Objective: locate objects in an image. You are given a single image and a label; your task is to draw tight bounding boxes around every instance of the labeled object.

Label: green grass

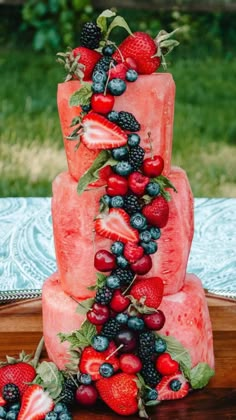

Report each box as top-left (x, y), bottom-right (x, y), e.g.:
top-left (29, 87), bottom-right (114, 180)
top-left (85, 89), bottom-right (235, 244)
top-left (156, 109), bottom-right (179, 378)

top-left (1, 48), bottom-right (236, 197)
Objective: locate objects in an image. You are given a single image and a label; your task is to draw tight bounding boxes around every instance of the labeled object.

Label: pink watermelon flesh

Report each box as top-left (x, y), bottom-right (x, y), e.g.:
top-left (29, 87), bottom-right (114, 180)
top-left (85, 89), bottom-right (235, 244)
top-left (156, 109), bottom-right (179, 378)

top-left (42, 272), bottom-right (214, 371)
top-left (57, 74), bottom-right (175, 181)
top-left (52, 171), bottom-right (112, 299)
top-left (144, 166), bottom-right (194, 294)
top-left (159, 273), bottom-right (215, 369)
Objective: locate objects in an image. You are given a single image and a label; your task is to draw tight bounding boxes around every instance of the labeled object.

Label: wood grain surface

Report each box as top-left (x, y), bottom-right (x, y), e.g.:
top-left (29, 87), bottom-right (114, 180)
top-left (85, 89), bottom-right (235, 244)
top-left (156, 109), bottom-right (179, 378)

top-left (1, 296), bottom-right (236, 419)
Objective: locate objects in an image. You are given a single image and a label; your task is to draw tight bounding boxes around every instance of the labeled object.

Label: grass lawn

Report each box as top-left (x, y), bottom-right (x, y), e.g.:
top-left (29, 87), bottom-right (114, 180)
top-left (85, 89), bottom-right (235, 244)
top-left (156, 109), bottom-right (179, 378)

top-left (1, 48), bottom-right (235, 197)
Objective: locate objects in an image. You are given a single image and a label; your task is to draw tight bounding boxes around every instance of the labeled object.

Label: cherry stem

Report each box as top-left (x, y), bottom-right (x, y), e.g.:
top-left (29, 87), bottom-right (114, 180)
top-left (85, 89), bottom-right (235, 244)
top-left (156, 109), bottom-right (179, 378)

top-left (122, 275), bottom-right (137, 295)
top-left (147, 131), bottom-right (153, 159)
top-left (104, 61), bottom-right (114, 96)
top-left (69, 295), bottom-right (93, 311)
top-left (105, 344), bottom-right (124, 360)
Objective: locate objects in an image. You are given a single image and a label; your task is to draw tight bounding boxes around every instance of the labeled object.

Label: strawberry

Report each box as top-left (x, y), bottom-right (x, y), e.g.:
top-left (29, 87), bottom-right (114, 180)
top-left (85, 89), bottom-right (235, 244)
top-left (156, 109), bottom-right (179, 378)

top-left (0, 361), bottom-right (36, 396)
top-left (128, 172), bottom-right (149, 196)
top-left (108, 63), bottom-right (128, 80)
top-left (142, 196), bottom-right (169, 228)
top-left (156, 373), bottom-right (190, 401)
top-left (156, 353), bottom-right (179, 376)
top-left (95, 208), bottom-right (139, 243)
top-left (18, 385), bottom-right (54, 420)
top-left (79, 343), bottom-right (119, 381)
top-left (81, 112), bottom-right (127, 150)
top-left (124, 242), bottom-right (144, 263)
top-left (130, 276), bottom-right (164, 309)
top-left (0, 394), bottom-right (6, 406)
top-left (96, 372), bottom-right (139, 416)
top-left (73, 46), bottom-right (101, 80)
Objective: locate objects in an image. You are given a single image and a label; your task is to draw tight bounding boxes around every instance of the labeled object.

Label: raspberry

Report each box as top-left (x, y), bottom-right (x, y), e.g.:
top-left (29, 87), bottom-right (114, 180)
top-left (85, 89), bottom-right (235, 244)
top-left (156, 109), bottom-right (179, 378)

top-left (117, 111), bottom-right (140, 132)
top-left (141, 360), bottom-right (162, 387)
top-left (128, 146), bottom-right (145, 170)
top-left (95, 286), bottom-right (113, 305)
top-left (123, 194), bottom-right (141, 215)
top-left (138, 331), bottom-right (156, 360)
top-left (3, 383), bottom-right (20, 403)
top-left (94, 56), bottom-right (117, 73)
top-left (101, 318), bottom-right (121, 339)
top-left (80, 22), bottom-right (101, 50)
top-left (112, 268), bottom-right (134, 286)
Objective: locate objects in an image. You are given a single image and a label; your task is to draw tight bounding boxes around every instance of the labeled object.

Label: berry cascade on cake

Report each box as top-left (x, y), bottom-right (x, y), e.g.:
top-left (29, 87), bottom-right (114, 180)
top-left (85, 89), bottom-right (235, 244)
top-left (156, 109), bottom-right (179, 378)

top-left (0, 10), bottom-right (214, 420)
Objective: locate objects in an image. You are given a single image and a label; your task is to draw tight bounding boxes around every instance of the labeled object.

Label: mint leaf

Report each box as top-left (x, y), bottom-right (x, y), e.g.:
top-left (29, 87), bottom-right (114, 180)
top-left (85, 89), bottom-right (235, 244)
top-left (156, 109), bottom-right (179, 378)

top-left (189, 363), bottom-right (215, 389)
top-left (106, 15), bottom-right (133, 39)
top-left (97, 9), bottom-right (116, 34)
top-left (69, 83), bottom-right (92, 107)
top-left (158, 334), bottom-right (192, 375)
top-left (35, 361), bottom-right (64, 399)
top-left (75, 320), bottom-right (97, 348)
top-left (87, 272), bottom-right (107, 291)
top-left (76, 297), bottom-right (94, 315)
top-left (152, 175), bottom-right (177, 202)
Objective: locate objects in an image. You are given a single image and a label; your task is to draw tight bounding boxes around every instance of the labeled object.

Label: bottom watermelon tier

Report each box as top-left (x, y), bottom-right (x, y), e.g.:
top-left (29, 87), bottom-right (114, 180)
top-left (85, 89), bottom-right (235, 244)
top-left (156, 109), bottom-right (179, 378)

top-left (42, 272), bottom-right (214, 371)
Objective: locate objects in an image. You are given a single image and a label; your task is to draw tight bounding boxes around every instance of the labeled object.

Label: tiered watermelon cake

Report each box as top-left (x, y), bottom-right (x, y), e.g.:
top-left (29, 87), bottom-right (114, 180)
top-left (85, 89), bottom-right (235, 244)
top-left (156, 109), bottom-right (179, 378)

top-left (41, 10), bottom-right (214, 418)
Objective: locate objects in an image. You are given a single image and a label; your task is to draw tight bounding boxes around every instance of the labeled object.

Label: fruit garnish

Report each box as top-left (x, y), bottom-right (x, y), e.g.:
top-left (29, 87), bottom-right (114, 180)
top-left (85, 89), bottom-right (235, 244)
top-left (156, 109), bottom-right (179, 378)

top-left (119, 354), bottom-right (142, 374)
top-left (107, 174), bottom-right (129, 196)
top-left (143, 311), bottom-right (166, 330)
top-left (75, 384), bottom-right (98, 406)
top-left (95, 208), bottom-right (139, 243)
top-left (124, 241), bottom-right (144, 263)
top-left (156, 373), bottom-right (190, 400)
top-left (91, 93), bottom-right (114, 115)
top-left (17, 385), bottom-right (54, 420)
top-left (128, 172), bottom-right (149, 196)
top-left (87, 303), bottom-right (110, 325)
top-left (130, 276), bottom-right (164, 309)
top-left (142, 196), bottom-right (169, 228)
top-left (94, 249), bottom-right (116, 272)
top-left (79, 343), bottom-right (119, 381)
top-left (130, 254), bottom-right (152, 275)
top-left (108, 63), bottom-right (128, 80)
top-left (110, 290), bottom-right (130, 313)
top-left (156, 353), bottom-right (179, 376)
top-left (57, 47), bottom-right (101, 82)
top-left (142, 155), bottom-right (164, 177)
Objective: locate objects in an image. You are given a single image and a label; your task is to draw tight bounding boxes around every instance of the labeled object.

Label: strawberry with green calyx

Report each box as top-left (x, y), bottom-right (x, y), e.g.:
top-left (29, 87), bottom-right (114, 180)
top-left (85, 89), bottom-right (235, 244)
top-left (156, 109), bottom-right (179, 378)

top-left (79, 342), bottom-right (120, 381)
top-left (57, 47), bottom-right (102, 82)
top-left (142, 196), bottom-right (170, 228)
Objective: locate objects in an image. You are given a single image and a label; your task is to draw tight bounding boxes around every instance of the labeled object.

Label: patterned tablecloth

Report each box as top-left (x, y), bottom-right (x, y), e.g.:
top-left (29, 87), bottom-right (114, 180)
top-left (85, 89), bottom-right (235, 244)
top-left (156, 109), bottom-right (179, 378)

top-left (0, 198), bottom-right (235, 301)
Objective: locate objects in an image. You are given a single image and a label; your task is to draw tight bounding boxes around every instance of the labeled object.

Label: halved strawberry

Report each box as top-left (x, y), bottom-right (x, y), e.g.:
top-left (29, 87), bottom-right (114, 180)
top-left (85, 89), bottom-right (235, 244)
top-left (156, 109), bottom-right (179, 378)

top-left (95, 208), bottom-right (139, 243)
top-left (79, 343), bottom-right (120, 381)
top-left (156, 373), bottom-right (190, 401)
top-left (81, 112), bottom-right (127, 150)
top-left (18, 384), bottom-right (54, 420)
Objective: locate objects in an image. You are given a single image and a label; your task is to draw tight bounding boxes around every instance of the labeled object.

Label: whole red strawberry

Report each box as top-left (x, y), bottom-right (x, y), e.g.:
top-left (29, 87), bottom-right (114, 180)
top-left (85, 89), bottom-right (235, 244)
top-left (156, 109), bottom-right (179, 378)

top-left (130, 276), bottom-right (164, 309)
top-left (96, 372), bottom-right (139, 416)
top-left (0, 361), bottom-right (36, 396)
top-left (142, 196), bottom-right (169, 228)
top-left (73, 47), bottom-right (101, 80)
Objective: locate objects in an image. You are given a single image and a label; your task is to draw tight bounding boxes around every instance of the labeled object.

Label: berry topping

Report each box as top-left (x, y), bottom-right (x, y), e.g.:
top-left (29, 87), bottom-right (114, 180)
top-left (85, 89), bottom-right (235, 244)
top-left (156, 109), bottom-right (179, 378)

top-left (130, 254), bottom-right (152, 275)
top-left (102, 44), bottom-right (116, 56)
top-left (91, 93), bottom-right (114, 115)
top-left (127, 316), bottom-right (145, 331)
top-left (130, 213), bottom-right (147, 231)
top-left (94, 250), bottom-right (116, 272)
top-left (116, 313), bottom-right (129, 325)
top-left (156, 373), bottom-right (190, 401)
top-left (17, 384), bottom-right (54, 420)
top-left (142, 155), bottom-right (164, 177)
top-left (155, 337), bottom-right (167, 354)
top-left (110, 195), bottom-right (124, 209)
top-left (146, 182), bottom-right (161, 197)
top-left (79, 343), bottom-right (119, 381)
top-left (0, 359), bottom-right (36, 396)
top-left (80, 22), bottom-right (101, 50)
top-left (107, 174), bottom-right (128, 196)
top-left (141, 360), bottom-right (162, 387)
top-left (81, 112), bottom-right (127, 150)
top-left (107, 110), bottom-right (119, 123)
top-left (91, 335), bottom-right (109, 352)
top-left (138, 331), bottom-right (156, 360)
top-left (114, 161), bottom-right (133, 177)
top-left (107, 78), bottom-right (127, 96)
top-left (124, 242), bottom-right (144, 263)
top-left (117, 111), bottom-right (141, 132)
top-left (111, 146), bottom-right (129, 161)
top-left (58, 386), bottom-right (75, 405)
top-left (130, 276), bottom-right (164, 309)
top-left (91, 82), bottom-right (105, 94)
top-left (87, 303), bottom-right (110, 325)
top-left (143, 310), bottom-right (166, 330)
top-left (110, 241), bottom-right (124, 256)
top-left (123, 194), bottom-right (141, 215)
top-left (92, 69), bottom-right (108, 84)
top-left (114, 329), bottom-right (137, 353)
top-left (94, 208), bottom-right (139, 243)
top-left (94, 56), bottom-right (117, 72)
top-left (108, 63), bottom-right (128, 80)
top-left (101, 318), bottom-right (121, 339)
top-left (116, 255), bottom-right (129, 268)
top-left (2, 384), bottom-right (20, 403)
top-left (128, 172), bottom-right (149, 196)
top-left (99, 363), bottom-right (114, 378)
top-left (127, 133), bottom-right (140, 147)
top-left (75, 384), bottom-right (98, 406)
top-left (149, 226), bottom-right (161, 240)
top-left (71, 47), bottom-right (102, 80)
top-left (106, 274), bottom-right (121, 289)
top-left (126, 69), bottom-right (138, 82)
top-left (156, 353), bottom-right (179, 376)
top-left (142, 196), bottom-right (169, 228)
top-left (139, 230), bottom-right (152, 243)
top-left (141, 240), bottom-right (158, 255)
top-left (111, 268), bottom-right (134, 287)
top-left (78, 373), bottom-right (92, 385)
top-left (110, 290), bottom-right (130, 313)
top-left (128, 145), bottom-right (145, 170)
top-left (95, 286), bottom-right (113, 305)
top-left (119, 354), bottom-right (142, 374)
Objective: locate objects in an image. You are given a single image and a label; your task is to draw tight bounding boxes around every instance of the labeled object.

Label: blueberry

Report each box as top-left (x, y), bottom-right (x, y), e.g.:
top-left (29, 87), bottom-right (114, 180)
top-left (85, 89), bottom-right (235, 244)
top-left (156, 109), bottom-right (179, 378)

top-left (111, 241), bottom-right (124, 256)
top-left (127, 316), bottom-right (145, 331)
top-left (58, 413), bottom-right (72, 420)
top-left (92, 82), bottom-right (105, 93)
top-left (170, 379), bottom-right (182, 391)
top-left (126, 69), bottom-right (138, 82)
top-left (116, 313), bottom-right (129, 324)
top-left (111, 146), bottom-right (129, 161)
top-left (145, 388), bottom-right (158, 401)
top-left (102, 44), bottom-right (116, 56)
top-left (107, 78), bottom-right (127, 96)
top-left (8, 403), bottom-right (20, 412)
top-left (127, 133), bottom-right (140, 147)
top-left (78, 373), bottom-right (92, 385)
top-left (0, 406), bottom-right (6, 418)
top-left (155, 337), bottom-right (167, 354)
top-left (45, 412), bottom-right (58, 420)
top-left (116, 255), bottom-right (129, 269)
top-left (146, 182), bottom-right (161, 197)
top-left (130, 213), bottom-right (147, 231)
top-left (141, 240), bottom-right (158, 255)
top-left (106, 274), bottom-right (121, 289)
top-left (114, 161), bottom-right (133, 176)
top-left (149, 226), bottom-right (161, 240)
top-left (81, 103), bottom-right (91, 113)
top-left (92, 69), bottom-right (107, 84)
top-left (110, 195), bottom-right (124, 208)
top-left (139, 230), bottom-right (152, 243)
top-left (6, 412), bottom-right (18, 420)
top-left (107, 110), bottom-right (119, 122)
top-left (99, 363), bottom-right (114, 378)
top-left (54, 403), bottom-right (68, 414)
top-left (92, 335), bottom-right (109, 352)
top-left (100, 194), bottom-right (111, 208)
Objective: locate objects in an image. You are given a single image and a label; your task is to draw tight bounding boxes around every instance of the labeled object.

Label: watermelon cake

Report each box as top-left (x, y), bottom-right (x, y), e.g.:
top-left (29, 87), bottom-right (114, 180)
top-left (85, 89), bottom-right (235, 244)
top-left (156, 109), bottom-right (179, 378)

top-left (0, 9), bottom-right (215, 420)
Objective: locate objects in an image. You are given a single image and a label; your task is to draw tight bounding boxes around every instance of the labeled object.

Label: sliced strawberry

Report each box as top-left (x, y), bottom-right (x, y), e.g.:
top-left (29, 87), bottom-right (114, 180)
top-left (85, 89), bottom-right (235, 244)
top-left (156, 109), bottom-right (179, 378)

top-left (95, 208), bottom-right (139, 243)
top-left (0, 394), bottom-right (6, 406)
top-left (81, 112), bottom-right (127, 150)
top-left (124, 242), bottom-right (144, 263)
top-left (79, 343), bottom-right (120, 381)
top-left (156, 373), bottom-right (190, 401)
top-left (18, 385), bottom-right (54, 420)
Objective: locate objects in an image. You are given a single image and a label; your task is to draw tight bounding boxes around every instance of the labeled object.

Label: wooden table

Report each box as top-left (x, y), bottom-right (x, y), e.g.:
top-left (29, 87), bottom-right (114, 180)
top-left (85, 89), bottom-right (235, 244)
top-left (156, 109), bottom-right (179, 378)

top-left (1, 296), bottom-right (236, 419)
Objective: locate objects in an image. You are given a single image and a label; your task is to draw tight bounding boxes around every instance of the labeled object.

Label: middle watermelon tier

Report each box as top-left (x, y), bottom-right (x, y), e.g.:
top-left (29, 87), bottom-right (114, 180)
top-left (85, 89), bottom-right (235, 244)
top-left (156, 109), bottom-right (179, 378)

top-left (52, 166), bottom-right (194, 299)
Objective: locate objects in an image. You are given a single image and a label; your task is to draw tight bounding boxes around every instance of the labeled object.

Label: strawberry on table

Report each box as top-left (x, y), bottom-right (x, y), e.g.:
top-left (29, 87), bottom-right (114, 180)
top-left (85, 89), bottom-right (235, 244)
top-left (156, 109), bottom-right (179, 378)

top-left (17, 384), bottom-right (54, 420)
top-left (130, 276), bottom-right (164, 309)
top-left (0, 358), bottom-right (36, 396)
top-left (156, 373), bottom-right (190, 401)
top-left (95, 208), bottom-right (139, 243)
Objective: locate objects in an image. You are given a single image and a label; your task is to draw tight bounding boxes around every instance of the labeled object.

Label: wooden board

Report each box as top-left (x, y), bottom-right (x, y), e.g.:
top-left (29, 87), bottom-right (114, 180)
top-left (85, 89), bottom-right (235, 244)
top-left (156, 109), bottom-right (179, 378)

top-left (1, 295), bottom-right (236, 418)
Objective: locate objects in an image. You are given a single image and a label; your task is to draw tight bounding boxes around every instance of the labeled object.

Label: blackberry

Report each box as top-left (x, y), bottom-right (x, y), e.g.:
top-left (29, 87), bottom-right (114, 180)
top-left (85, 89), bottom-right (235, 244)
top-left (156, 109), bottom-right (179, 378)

top-left (138, 331), bottom-right (156, 360)
top-left (101, 318), bottom-right (121, 339)
top-left (128, 146), bottom-right (145, 170)
top-left (59, 386), bottom-right (75, 405)
top-left (94, 56), bottom-right (117, 73)
top-left (64, 375), bottom-right (78, 390)
top-left (95, 286), bottom-right (113, 305)
top-left (3, 384), bottom-right (20, 403)
top-left (117, 111), bottom-right (141, 132)
top-left (141, 360), bottom-right (162, 387)
top-left (80, 22), bottom-right (101, 50)
top-left (123, 194), bottom-right (141, 215)
top-left (112, 268), bottom-right (134, 286)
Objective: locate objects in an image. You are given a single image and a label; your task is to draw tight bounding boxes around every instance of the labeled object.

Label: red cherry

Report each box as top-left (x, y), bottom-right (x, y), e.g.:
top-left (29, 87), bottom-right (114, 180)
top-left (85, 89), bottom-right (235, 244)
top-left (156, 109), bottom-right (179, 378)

top-left (128, 172), bottom-right (149, 196)
top-left (125, 57), bottom-right (138, 71)
top-left (87, 303), bottom-right (110, 325)
top-left (91, 93), bottom-right (115, 115)
top-left (114, 329), bottom-right (137, 352)
top-left (155, 353), bottom-right (179, 376)
top-left (75, 384), bottom-right (98, 406)
top-left (110, 290), bottom-right (130, 312)
top-left (143, 310), bottom-right (165, 330)
top-left (130, 254), bottom-right (152, 275)
top-left (119, 353), bottom-right (142, 374)
top-left (107, 174), bottom-right (128, 196)
top-left (94, 249), bottom-right (116, 272)
top-left (142, 155), bottom-right (164, 177)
